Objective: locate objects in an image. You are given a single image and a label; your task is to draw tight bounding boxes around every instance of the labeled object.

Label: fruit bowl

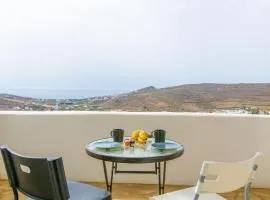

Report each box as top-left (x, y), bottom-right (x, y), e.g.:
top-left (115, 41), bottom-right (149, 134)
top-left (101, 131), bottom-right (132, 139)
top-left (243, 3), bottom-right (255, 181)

top-left (131, 129), bottom-right (150, 145)
top-left (135, 141), bottom-right (147, 149)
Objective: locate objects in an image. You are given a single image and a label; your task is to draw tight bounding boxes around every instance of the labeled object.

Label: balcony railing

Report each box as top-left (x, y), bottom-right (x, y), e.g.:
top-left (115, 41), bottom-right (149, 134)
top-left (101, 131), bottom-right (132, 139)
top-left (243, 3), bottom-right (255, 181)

top-left (0, 111), bottom-right (269, 188)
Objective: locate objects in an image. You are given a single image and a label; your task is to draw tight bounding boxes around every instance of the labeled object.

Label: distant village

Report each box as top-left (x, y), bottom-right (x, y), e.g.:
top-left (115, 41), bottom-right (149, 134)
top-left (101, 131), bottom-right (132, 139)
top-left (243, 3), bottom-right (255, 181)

top-left (0, 94), bottom-right (112, 111)
top-left (214, 107), bottom-right (270, 115)
top-left (1, 94), bottom-right (269, 115)
top-left (1, 83), bottom-right (270, 115)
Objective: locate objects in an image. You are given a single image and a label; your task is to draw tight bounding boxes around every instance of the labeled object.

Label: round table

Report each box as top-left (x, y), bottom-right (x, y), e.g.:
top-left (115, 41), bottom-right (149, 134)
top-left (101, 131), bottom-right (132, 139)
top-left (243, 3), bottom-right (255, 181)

top-left (85, 137), bottom-right (184, 195)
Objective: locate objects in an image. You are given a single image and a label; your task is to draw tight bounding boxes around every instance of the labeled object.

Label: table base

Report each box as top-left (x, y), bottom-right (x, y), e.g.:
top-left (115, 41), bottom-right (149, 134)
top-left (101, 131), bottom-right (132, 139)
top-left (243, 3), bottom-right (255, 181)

top-left (102, 161), bottom-right (167, 195)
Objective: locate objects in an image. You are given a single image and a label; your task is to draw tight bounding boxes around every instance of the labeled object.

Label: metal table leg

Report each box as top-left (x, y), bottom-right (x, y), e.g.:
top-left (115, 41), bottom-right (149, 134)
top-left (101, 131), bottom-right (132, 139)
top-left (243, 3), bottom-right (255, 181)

top-left (110, 162), bottom-right (116, 192)
top-left (162, 161), bottom-right (167, 194)
top-left (158, 162), bottom-right (161, 194)
top-left (157, 161), bottom-right (167, 195)
top-left (103, 161), bottom-right (167, 194)
top-left (102, 161), bottom-right (116, 192)
top-left (102, 161), bottom-right (110, 191)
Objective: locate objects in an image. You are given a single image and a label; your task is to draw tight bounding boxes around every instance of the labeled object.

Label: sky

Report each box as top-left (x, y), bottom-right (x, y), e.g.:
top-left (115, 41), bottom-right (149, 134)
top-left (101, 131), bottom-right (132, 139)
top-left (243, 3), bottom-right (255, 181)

top-left (0, 0), bottom-right (270, 98)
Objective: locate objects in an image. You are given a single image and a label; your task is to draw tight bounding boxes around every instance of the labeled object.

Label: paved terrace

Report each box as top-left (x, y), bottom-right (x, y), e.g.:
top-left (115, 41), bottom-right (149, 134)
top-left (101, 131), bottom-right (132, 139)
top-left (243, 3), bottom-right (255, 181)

top-left (1, 180), bottom-right (270, 199)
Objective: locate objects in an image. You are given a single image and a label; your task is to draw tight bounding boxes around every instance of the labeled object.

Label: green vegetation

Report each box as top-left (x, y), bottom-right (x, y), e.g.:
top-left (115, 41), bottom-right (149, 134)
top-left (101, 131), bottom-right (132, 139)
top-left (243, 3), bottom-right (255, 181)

top-left (242, 106), bottom-right (261, 114)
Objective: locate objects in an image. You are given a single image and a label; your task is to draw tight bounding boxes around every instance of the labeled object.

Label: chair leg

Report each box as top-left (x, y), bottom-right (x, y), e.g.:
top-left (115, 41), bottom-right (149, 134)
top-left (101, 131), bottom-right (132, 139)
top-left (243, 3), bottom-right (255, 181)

top-left (12, 187), bottom-right (18, 200)
top-left (244, 182), bottom-right (251, 200)
top-left (193, 194), bottom-right (199, 200)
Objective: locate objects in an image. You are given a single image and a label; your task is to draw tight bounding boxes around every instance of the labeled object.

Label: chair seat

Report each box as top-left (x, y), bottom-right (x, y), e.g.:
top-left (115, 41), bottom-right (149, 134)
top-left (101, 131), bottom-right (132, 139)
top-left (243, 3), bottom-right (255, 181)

top-left (68, 181), bottom-right (111, 200)
top-left (151, 187), bottom-right (225, 200)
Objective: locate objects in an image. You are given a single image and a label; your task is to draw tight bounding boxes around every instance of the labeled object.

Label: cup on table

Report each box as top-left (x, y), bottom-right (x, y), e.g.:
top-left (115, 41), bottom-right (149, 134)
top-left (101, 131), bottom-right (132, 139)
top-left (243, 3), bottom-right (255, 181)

top-left (152, 129), bottom-right (166, 143)
top-left (110, 128), bottom-right (124, 142)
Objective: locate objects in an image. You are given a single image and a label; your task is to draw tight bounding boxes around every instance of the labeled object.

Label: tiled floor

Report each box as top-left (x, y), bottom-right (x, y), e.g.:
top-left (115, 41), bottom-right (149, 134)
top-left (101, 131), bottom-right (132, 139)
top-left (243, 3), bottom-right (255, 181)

top-left (1, 180), bottom-right (270, 199)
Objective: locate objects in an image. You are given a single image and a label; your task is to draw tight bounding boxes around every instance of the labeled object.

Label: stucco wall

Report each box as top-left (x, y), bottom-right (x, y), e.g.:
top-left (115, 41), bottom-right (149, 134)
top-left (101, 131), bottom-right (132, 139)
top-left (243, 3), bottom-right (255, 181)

top-left (0, 111), bottom-right (269, 187)
top-left (0, 114), bottom-right (7, 179)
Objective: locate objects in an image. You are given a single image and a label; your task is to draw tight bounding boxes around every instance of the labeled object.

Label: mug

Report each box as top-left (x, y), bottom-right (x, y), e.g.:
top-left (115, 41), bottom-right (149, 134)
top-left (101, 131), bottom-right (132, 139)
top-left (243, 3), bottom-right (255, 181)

top-left (110, 129), bottom-right (124, 142)
top-left (152, 129), bottom-right (166, 143)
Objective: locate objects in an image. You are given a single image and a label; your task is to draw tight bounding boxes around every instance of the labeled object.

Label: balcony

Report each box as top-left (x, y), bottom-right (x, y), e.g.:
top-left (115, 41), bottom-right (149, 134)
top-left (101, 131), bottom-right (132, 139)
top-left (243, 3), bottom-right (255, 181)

top-left (0, 111), bottom-right (270, 199)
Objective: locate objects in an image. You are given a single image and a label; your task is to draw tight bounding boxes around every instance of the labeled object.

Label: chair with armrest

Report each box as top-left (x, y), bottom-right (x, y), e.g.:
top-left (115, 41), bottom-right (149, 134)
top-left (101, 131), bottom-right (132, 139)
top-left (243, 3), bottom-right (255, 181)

top-left (151, 152), bottom-right (262, 200)
top-left (0, 144), bottom-right (111, 200)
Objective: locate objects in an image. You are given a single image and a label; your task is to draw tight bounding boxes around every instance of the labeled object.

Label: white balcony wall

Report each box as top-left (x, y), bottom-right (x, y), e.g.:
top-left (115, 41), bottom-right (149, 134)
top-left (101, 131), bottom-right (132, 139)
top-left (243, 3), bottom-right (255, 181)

top-left (0, 111), bottom-right (269, 187)
top-left (0, 114), bottom-right (7, 178)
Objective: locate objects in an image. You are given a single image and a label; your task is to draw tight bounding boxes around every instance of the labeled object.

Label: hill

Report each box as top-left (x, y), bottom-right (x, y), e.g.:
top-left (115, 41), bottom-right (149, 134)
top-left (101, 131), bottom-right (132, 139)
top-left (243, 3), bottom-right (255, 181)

top-left (99, 83), bottom-right (270, 112)
top-left (1, 83), bottom-right (270, 113)
top-left (0, 94), bottom-right (34, 110)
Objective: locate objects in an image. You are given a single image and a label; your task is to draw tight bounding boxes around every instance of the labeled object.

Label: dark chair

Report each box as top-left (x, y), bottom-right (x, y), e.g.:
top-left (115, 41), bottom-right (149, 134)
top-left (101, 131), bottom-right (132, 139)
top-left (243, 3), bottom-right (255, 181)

top-left (0, 145), bottom-right (111, 200)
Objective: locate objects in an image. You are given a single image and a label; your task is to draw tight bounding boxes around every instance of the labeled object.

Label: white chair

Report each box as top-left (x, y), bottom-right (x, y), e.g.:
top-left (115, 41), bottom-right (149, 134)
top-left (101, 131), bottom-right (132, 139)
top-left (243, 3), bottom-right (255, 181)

top-left (151, 152), bottom-right (262, 200)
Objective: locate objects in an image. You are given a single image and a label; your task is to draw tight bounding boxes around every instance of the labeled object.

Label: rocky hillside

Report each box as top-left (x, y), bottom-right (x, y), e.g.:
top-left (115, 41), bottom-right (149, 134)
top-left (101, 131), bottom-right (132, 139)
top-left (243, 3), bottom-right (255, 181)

top-left (1, 83), bottom-right (270, 113)
top-left (99, 83), bottom-right (270, 112)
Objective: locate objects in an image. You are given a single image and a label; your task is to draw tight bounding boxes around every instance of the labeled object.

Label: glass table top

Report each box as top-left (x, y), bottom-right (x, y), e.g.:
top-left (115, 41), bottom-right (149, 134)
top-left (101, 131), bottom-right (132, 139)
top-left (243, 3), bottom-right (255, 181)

top-left (86, 137), bottom-right (184, 163)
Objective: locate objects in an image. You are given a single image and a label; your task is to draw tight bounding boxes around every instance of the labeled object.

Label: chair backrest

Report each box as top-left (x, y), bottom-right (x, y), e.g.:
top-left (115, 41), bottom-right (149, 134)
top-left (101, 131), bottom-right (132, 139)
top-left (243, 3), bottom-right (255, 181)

top-left (195, 152), bottom-right (262, 195)
top-left (0, 145), bottom-right (70, 200)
